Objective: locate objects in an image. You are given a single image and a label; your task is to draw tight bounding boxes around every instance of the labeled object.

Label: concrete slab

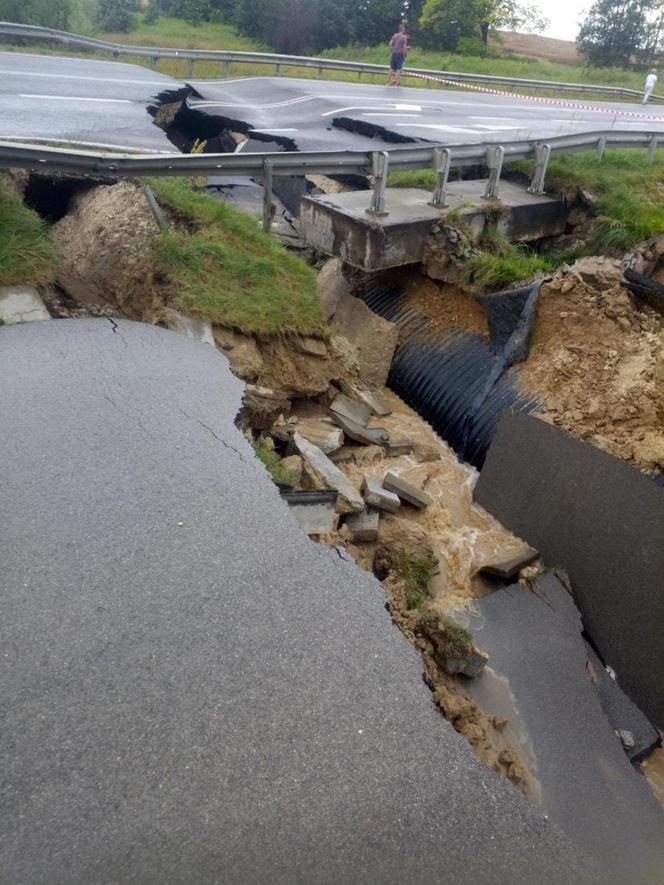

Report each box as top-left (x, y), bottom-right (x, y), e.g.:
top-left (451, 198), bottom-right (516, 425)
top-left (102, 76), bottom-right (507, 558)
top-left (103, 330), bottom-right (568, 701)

top-left (467, 575), bottom-right (664, 883)
top-left (280, 490), bottom-right (338, 535)
top-left (291, 418), bottom-right (344, 454)
top-left (293, 431), bottom-right (364, 512)
top-left (330, 392), bottom-right (372, 427)
top-left (0, 285), bottom-right (50, 324)
top-left (330, 412), bottom-right (389, 447)
top-left (301, 182), bottom-right (566, 271)
top-left (340, 380), bottom-right (392, 417)
top-left (362, 476), bottom-right (401, 514)
top-left (479, 547), bottom-right (539, 579)
top-left (383, 469), bottom-right (433, 510)
top-left (0, 318), bottom-right (604, 885)
top-left (474, 413), bottom-right (664, 727)
top-left (345, 506), bottom-right (380, 543)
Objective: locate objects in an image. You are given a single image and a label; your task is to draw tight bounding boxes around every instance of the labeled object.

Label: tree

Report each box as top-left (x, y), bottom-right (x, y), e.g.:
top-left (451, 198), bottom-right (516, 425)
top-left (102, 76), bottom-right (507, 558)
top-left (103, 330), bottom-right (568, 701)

top-left (419, 0), bottom-right (547, 51)
top-left (577, 0), bottom-right (656, 66)
top-left (96, 0), bottom-right (132, 30)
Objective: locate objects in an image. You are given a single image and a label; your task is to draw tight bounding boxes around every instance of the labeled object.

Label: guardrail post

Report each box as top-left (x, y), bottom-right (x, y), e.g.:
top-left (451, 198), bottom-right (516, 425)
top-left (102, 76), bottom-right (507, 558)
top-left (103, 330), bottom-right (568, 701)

top-left (528, 143), bottom-right (551, 194)
top-left (428, 147), bottom-right (451, 208)
top-left (187, 58), bottom-right (194, 77)
top-left (366, 151), bottom-right (390, 217)
top-left (262, 160), bottom-right (274, 232)
top-left (223, 60), bottom-right (229, 77)
top-left (483, 146), bottom-right (504, 200)
top-left (647, 136), bottom-right (659, 164)
top-left (276, 63), bottom-right (281, 74)
top-left (597, 136), bottom-right (606, 161)
top-left (150, 56), bottom-right (157, 70)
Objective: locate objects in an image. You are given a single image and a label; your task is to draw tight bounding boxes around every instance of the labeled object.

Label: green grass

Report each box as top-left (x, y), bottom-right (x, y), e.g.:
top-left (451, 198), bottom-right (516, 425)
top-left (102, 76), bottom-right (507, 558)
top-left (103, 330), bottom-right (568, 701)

top-left (463, 242), bottom-right (554, 290)
top-left (438, 616), bottom-right (473, 658)
top-left (254, 441), bottom-right (298, 486)
top-left (398, 552), bottom-right (437, 610)
top-left (511, 148), bottom-right (664, 254)
top-left (388, 169), bottom-right (438, 190)
top-left (147, 177), bottom-right (323, 336)
top-left (0, 176), bottom-right (57, 286)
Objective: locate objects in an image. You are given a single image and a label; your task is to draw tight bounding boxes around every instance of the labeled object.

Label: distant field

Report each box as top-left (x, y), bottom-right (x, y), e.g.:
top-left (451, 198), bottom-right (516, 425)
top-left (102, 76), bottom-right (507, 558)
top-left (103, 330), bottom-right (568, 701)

top-left (492, 31), bottom-right (583, 66)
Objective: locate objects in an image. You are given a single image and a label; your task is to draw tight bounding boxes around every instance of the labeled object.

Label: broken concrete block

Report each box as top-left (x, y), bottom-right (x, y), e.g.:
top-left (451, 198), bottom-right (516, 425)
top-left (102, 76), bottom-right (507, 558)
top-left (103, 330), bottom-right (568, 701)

top-left (345, 507), bottom-right (380, 543)
top-left (362, 477), bottom-right (401, 514)
top-left (385, 439), bottom-right (414, 457)
top-left (212, 329), bottom-right (265, 380)
top-left (294, 418), bottom-right (344, 454)
top-left (296, 336), bottom-right (328, 359)
top-left (332, 292), bottom-right (399, 387)
top-left (330, 412), bottom-right (389, 447)
top-left (330, 393), bottom-right (371, 427)
top-left (293, 432), bottom-right (364, 513)
top-left (383, 470), bottom-right (432, 510)
top-left (317, 257), bottom-right (350, 320)
top-left (0, 285), bottom-right (50, 324)
top-left (163, 308), bottom-right (215, 346)
top-left (479, 547), bottom-right (539, 580)
top-left (340, 380), bottom-right (392, 417)
top-left (280, 489), bottom-right (337, 535)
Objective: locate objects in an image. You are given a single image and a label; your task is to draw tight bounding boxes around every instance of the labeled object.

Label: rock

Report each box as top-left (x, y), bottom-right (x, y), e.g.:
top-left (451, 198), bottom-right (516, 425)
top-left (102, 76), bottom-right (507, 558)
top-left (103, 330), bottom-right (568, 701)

top-left (340, 380), bottom-right (392, 417)
top-left (0, 285), bottom-right (50, 324)
top-left (292, 418), bottom-right (344, 454)
top-left (412, 443), bottom-right (441, 463)
top-left (330, 335), bottom-right (361, 374)
top-left (163, 309), bottom-right (215, 346)
top-left (331, 412), bottom-right (389, 447)
top-left (317, 257), bottom-right (351, 320)
top-left (330, 393), bottom-right (371, 427)
top-left (345, 507), bottom-right (380, 543)
top-left (241, 386), bottom-right (291, 431)
top-left (568, 256), bottom-right (623, 292)
top-left (292, 432), bottom-right (364, 513)
top-left (332, 292), bottom-right (399, 388)
top-left (445, 648), bottom-right (490, 679)
top-left (51, 180), bottom-right (161, 321)
top-left (280, 455), bottom-right (303, 484)
top-left (213, 329), bottom-right (265, 380)
top-left (362, 477), bottom-right (401, 514)
top-left (383, 470), bottom-right (432, 510)
top-left (280, 489), bottom-right (338, 535)
top-left (616, 729), bottom-right (636, 751)
top-left (478, 547), bottom-right (539, 579)
top-left (297, 336), bottom-right (328, 359)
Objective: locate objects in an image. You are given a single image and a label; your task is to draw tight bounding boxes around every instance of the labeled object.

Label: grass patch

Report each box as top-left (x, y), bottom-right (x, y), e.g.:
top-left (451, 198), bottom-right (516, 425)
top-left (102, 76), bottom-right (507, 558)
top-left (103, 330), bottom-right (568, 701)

top-left (510, 148), bottom-right (664, 254)
top-left (147, 178), bottom-right (324, 336)
top-left (254, 441), bottom-right (298, 487)
top-left (398, 552), bottom-right (437, 610)
top-left (0, 176), bottom-right (57, 286)
top-left (388, 169), bottom-right (438, 190)
top-left (462, 226), bottom-right (554, 290)
top-left (438, 616), bottom-right (473, 658)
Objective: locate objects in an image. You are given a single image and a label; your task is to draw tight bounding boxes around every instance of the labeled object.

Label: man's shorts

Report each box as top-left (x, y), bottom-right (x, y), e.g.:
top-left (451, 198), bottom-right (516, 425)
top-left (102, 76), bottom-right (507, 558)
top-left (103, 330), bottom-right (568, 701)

top-left (390, 52), bottom-right (405, 71)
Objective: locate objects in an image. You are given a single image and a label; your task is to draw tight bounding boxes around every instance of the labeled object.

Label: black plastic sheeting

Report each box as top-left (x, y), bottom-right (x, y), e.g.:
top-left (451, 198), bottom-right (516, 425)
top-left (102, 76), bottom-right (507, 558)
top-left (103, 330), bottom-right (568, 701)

top-left (362, 284), bottom-right (542, 467)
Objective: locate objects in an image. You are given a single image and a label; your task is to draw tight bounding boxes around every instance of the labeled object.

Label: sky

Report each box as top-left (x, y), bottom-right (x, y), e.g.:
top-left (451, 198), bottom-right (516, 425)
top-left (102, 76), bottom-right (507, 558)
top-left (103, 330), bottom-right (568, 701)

top-left (542, 0), bottom-right (589, 41)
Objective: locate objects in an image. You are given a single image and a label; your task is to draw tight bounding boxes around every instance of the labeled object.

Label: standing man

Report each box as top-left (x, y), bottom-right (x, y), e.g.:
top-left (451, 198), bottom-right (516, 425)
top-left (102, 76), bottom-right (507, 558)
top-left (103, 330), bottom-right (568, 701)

top-left (388, 22), bottom-right (409, 87)
top-left (643, 68), bottom-right (658, 103)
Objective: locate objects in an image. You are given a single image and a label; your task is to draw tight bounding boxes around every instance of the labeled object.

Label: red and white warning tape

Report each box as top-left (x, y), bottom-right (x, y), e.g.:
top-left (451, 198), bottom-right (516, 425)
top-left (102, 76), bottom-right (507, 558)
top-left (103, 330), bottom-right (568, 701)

top-left (406, 70), bottom-right (664, 124)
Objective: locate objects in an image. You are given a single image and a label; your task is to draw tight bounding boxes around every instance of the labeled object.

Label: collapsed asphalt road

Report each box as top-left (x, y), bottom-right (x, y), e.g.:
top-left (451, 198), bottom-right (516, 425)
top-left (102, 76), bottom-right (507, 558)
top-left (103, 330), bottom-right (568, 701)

top-left (0, 50), bottom-right (180, 151)
top-left (187, 75), bottom-right (664, 152)
top-left (0, 318), bottom-right (604, 885)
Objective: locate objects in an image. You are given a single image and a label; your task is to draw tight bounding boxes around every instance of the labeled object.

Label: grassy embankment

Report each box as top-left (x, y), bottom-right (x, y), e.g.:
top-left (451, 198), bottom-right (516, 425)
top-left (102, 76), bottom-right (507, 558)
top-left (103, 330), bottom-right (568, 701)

top-left (0, 176), bottom-right (57, 287)
top-left (389, 149), bottom-right (664, 288)
top-left (147, 177), bottom-right (323, 336)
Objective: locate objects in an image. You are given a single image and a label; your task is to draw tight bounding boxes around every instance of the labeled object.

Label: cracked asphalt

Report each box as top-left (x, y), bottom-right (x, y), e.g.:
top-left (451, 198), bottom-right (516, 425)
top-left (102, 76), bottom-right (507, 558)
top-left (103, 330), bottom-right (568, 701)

top-left (0, 319), bottom-right (603, 885)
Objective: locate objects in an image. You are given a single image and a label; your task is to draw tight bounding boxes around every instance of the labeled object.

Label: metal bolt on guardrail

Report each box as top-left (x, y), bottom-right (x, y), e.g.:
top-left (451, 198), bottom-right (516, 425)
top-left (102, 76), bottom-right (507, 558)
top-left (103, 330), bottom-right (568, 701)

top-left (428, 147), bottom-right (452, 208)
top-left (483, 146), bottom-right (505, 200)
top-left (528, 143), bottom-right (551, 195)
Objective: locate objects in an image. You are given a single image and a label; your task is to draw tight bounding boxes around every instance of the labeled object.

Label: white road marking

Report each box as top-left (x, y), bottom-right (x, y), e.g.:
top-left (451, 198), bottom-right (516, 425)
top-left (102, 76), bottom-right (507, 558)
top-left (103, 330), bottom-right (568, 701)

top-left (249, 128), bottom-right (298, 132)
top-left (395, 123), bottom-right (479, 133)
top-left (19, 94), bottom-right (132, 104)
top-left (361, 113), bottom-right (421, 117)
top-left (395, 104), bottom-right (422, 110)
top-left (0, 68), bottom-right (170, 87)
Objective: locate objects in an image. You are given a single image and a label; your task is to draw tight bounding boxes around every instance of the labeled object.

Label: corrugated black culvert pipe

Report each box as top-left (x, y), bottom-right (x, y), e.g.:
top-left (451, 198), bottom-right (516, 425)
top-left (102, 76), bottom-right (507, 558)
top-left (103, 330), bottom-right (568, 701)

top-left (362, 282), bottom-right (542, 468)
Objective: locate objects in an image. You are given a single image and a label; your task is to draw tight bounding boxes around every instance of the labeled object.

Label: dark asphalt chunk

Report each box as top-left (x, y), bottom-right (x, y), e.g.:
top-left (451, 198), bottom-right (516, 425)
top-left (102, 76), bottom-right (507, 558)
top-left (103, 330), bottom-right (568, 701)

top-left (474, 413), bottom-right (664, 727)
top-left (0, 320), bottom-right (601, 885)
top-left (468, 575), bottom-right (664, 884)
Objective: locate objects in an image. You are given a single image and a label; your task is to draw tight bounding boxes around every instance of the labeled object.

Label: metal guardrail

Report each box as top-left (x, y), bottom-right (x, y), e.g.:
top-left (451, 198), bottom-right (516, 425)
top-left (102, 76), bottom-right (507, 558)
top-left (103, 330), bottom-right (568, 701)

top-left (1, 20), bottom-right (662, 103)
top-left (1, 129), bottom-right (662, 229)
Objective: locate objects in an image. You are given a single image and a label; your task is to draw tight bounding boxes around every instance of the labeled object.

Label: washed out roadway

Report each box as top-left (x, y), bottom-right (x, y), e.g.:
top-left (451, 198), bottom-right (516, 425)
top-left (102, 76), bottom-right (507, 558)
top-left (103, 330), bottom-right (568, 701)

top-left (0, 318), bottom-right (602, 885)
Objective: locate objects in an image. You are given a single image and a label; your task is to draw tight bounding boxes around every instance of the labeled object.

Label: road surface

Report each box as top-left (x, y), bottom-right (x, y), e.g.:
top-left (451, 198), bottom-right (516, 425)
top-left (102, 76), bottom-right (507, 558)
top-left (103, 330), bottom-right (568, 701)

top-left (0, 50), bottom-right (179, 151)
top-left (0, 318), bottom-right (602, 885)
top-left (3, 51), bottom-right (664, 154)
